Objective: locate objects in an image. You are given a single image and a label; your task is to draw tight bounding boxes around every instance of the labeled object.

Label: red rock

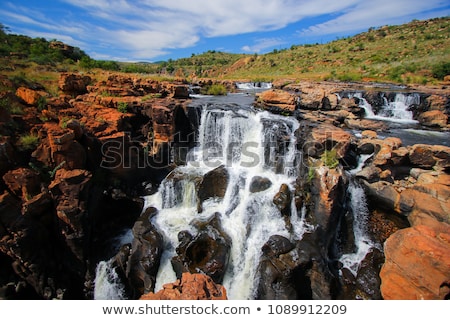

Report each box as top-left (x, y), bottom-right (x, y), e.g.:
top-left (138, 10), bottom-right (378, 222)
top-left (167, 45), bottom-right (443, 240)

top-left (309, 124), bottom-right (353, 159)
top-left (140, 273), bottom-right (227, 300)
top-left (3, 168), bottom-right (41, 199)
top-left (59, 73), bottom-right (91, 96)
top-left (256, 89), bottom-right (297, 113)
top-left (380, 224), bottom-right (450, 300)
top-left (418, 110), bottom-right (448, 128)
top-left (15, 87), bottom-right (45, 106)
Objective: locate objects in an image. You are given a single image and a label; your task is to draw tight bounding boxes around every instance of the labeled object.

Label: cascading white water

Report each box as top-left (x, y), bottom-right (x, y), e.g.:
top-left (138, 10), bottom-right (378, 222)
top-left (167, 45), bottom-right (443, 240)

top-left (378, 93), bottom-right (419, 122)
top-left (339, 181), bottom-right (374, 276)
top-left (343, 92), bottom-right (419, 124)
top-left (235, 82), bottom-right (272, 90)
top-left (145, 104), bottom-right (305, 299)
top-left (94, 260), bottom-right (126, 300)
top-left (93, 229), bottom-right (133, 300)
top-left (340, 154), bottom-right (376, 276)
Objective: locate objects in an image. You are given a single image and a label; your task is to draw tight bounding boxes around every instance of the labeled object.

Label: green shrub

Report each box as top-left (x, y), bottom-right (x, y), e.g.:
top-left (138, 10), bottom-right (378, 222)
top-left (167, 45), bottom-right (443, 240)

top-left (19, 134), bottom-right (39, 151)
top-left (321, 149), bottom-right (339, 169)
top-left (117, 102), bottom-right (128, 113)
top-left (432, 62), bottom-right (450, 80)
top-left (202, 84), bottom-right (227, 96)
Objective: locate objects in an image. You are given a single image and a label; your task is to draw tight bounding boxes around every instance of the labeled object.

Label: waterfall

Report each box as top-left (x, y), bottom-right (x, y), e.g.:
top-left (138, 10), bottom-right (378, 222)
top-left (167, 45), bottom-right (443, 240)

top-left (235, 82), bottom-right (272, 90)
top-left (340, 154), bottom-right (376, 276)
top-left (342, 92), bottom-right (419, 124)
top-left (339, 181), bottom-right (374, 276)
top-left (94, 260), bottom-right (126, 300)
top-left (145, 104), bottom-right (304, 299)
top-left (378, 93), bottom-right (419, 122)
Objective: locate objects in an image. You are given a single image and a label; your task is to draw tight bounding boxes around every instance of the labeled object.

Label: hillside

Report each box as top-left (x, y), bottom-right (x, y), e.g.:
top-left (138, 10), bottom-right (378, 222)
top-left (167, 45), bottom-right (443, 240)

top-left (0, 17), bottom-right (449, 86)
top-left (171, 17), bottom-right (450, 84)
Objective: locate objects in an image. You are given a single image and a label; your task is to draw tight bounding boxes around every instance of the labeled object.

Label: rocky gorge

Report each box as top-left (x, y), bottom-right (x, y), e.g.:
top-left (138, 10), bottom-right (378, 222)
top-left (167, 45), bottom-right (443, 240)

top-left (0, 72), bottom-right (449, 300)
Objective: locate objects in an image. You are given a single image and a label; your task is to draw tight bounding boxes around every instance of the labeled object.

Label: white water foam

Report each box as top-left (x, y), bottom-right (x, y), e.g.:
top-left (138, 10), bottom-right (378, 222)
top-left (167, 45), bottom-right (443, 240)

top-left (346, 92), bottom-right (419, 124)
top-left (145, 104), bottom-right (305, 299)
top-left (94, 260), bottom-right (126, 300)
top-left (235, 82), bottom-right (272, 90)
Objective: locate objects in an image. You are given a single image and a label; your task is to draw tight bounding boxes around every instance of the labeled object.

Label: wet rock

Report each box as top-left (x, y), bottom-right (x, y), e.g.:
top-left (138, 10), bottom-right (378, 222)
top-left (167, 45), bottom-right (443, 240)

top-left (126, 209), bottom-right (163, 298)
top-left (380, 223), bottom-right (450, 300)
top-left (339, 248), bottom-right (384, 300)
top-left (140, 272), bottom-right (227, 300)
top-left (273, 184), bottom-right (291, 216)
top-left (171, 213), bottom-right (231, 284)
top-left (249, 176), bottom-right (272, 193)
top-left (261, 235), bottom-right (295, 258)
top-left (197, 165), bottom-right (229, 212)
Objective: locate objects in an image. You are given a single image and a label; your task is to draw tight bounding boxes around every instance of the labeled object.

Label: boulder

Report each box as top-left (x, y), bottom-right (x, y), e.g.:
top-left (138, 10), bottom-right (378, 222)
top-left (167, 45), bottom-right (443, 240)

top-left (418, 110), bottom-right (448, 128)
top-left (171, 213), bottom-right (231, 284)
top-left (140, 273), bottom-right (227, 300)
top-left (3, 168), bottom-right (41, 200)
top-left (126, 208), bottom-right (163, 298)
top-left (409, 144), bottom-right (450, 169)
top-left (304, 124), bottom-right (353, 159)
top-left (59, 73), bottom-right (91, 96)
top-left (249, 176), bottom-right (272, 193)
top-left (380, 224), bottom-right (450, 300)
top-left (363, 181), bottom-right (399, 214)
top-left (197, 165), bottom-right (229, 212)
top-left (255, 89), bottom-right (297, 114)
top-left (273, 184), bottom-right (291, 216)
top-left (15, 87), bottom-right (45, 106)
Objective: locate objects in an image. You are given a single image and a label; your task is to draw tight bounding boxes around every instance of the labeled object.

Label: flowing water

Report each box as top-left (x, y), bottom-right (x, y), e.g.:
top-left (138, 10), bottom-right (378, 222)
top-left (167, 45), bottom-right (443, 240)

top-left (342, 92), bottom-right (419, 124)
top-left (146, 100), bottom-right (307, 299)
top-left (94, 87), bottom-right (447, 300)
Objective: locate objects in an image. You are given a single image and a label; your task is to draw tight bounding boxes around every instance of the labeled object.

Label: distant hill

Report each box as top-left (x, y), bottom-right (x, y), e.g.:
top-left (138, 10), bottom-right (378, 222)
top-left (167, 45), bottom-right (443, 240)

top-left (167, 17), bottom-right (450, 84)
top-left (1, 17), bottom-right (449, 85)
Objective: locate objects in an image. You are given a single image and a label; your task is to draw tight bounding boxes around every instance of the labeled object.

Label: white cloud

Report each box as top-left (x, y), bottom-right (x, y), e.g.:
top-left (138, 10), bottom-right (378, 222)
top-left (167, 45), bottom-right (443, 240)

top-left (242, 38), bottom-right (287, 53)
top-left (300, 0), bottom-right (450, 36)
top-left (1, 0), bottom-right (448, 60)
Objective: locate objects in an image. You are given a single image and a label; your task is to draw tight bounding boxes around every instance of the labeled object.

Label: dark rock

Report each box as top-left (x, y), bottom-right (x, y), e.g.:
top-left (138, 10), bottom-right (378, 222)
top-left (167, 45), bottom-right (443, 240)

top-left (171, 213), bottom-right (231, 284)
top-left (3, 168), bottom-right (41, 199)
top-left (249, 176), bottom-right (272, 193)
top-left (197, 165), bottom-right (229, 212)
top-left (126, 209), bottom-right (163, 298)
top-left (261, 235), bottom-right (295, 258)
top-left (362, 181), bottom-right (399, 213)
top-left (273, 184), bottom-right (291, 216)
top-left (339, 248), bottom-right (384, 299)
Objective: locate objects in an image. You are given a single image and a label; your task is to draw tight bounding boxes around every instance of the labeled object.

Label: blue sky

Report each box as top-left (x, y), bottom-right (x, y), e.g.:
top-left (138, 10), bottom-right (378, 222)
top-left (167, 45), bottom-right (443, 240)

top-left (1, 0), bottom-right (449, 62)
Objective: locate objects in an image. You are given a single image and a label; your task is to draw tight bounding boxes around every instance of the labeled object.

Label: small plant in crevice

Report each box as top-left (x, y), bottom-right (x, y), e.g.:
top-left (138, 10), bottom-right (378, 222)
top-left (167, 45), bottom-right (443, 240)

top-left (19, 134), bottom-right (39, 151)
top-left (117, 102), bottom-right (128, 113)
top-left (320, 148), bottom-right (339, 169)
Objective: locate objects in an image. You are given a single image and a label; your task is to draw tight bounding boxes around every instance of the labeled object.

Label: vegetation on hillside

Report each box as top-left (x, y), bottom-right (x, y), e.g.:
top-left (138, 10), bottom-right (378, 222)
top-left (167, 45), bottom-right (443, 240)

top-left (0, 17), bottom-right (449, 85)
top-left (166, 17), bottom-right (450, 84)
